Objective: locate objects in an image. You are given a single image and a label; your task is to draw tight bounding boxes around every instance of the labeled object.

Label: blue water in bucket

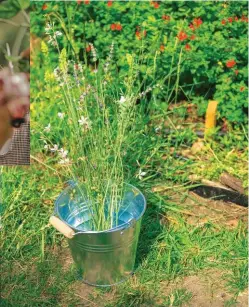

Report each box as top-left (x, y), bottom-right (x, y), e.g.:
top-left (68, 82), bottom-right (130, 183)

top-left (55, 181), bottom-right (146, 233)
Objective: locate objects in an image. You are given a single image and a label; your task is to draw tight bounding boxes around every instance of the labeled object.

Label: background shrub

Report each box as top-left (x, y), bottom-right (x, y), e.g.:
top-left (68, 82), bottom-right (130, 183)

top-left (31, 0), bottom-right (248, 123)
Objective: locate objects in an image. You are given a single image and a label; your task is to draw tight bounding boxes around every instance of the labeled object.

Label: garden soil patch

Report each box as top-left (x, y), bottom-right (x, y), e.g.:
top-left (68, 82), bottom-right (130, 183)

top-left (169, 191), bottom-right (248, 228)
top-left (160, 269), bottom-right (248, 307)
top-left (181, 271), bottom-right (248, 307)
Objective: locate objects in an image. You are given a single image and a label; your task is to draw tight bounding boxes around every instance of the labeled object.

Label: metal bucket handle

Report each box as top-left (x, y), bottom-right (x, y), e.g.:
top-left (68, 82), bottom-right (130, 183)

top-left (49, 216), bottom-right (75, 239)
top-left (49, 215), bottom-right (136, 238)
top-left (50, 180), bottom-right (78, 239)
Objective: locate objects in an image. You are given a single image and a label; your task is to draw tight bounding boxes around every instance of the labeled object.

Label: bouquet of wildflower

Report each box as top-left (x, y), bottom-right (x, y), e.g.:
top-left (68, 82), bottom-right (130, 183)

top-left (42, 21), bottom-right (163, 231)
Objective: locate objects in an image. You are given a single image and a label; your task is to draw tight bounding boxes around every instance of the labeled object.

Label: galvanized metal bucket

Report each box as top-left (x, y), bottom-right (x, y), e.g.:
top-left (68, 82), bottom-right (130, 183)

top-left (50, 182), bottom-right (146, 287)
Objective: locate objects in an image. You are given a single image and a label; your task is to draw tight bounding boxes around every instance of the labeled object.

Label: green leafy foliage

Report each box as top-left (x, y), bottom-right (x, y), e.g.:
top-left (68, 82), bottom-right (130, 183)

top-left (30, 0), bottom-right (248, 123)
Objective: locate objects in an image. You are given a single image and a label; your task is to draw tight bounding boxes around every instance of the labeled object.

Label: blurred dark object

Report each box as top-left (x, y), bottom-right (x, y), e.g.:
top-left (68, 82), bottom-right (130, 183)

top-left (11, 117), bottom-right (25, 128)
top-left (190, 185), bottom-right (248, 207)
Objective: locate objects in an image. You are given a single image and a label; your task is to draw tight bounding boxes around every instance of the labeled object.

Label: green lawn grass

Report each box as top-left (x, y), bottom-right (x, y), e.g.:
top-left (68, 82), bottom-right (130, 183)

top-left (1, 124), bottom-right (248, 306)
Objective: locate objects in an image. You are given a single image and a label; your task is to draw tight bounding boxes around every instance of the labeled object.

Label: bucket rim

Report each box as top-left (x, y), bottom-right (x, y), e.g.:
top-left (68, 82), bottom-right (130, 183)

top-left (54, 182), bottom-right (147, 234)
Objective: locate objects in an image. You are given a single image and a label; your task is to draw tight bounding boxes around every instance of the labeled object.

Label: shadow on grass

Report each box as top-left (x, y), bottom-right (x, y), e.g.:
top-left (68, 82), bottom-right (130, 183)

top-left (135, 193), bottom-right (164, 269)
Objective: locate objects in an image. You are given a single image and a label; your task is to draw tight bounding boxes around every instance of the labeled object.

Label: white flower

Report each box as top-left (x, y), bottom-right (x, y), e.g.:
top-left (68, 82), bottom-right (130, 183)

top-left (44, 123), bottom-right (51, 132)
top-left (80, 93), bottom-right (86, 101)
top-left (59, 158), bottom-right (70, 164)
top-left (55, 31), bottom-right (62, 37)
top-left (93, 69), bottom-right (98, 74)
top-left (119, 96), bottom-right (126, 104)
top-left (45, 23), bottom-right (52, 33)
top-left (78, 116), bottom-right (88, 126)
top-left (48, 35), bottom-right (57, 46)
top-left (58, 148), bottom-right (68, 158)
top-left (78, 116), bottom-right (91, 130)
top-left (137, 169), bottom-right (147, 180)
top-left (89, 43), bottom-right (97, 62)
top-left (50, 144), bottom-right (59, 152)
top-left (44, 144), bottom-right (50, 150)
top-left (54, 67), bottom-right (60, 79)
top-left (78, 64), bottom-right (83, 72)
top-left (48, 35), bottom-right (54, 45)
top-left (58, 112), bottom-right (65, 119)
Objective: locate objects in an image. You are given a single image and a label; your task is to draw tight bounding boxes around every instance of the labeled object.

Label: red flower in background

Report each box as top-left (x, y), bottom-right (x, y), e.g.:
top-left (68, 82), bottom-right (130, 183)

top-left (177, 31), bottom-right (188, 41)
top-left (110, 24), bottom-right (116, 30)
top-left (42, 3), bottom-right (48, 10)
top-left (193, 18), bottom-right (203, 27)
top-left (136, 30), bottom-right (146, 40)
top-left (189, 18), bottom-right (203, 31)
top-left (116, 24), bottom-right (122, 31)
top-left (241, 15), bottom-right (248, 22)
top-left (107, 1), bottom-right (113, 7)
top-left (228, 17), bottom-right (233, 23)
top-left (151, 1), bottom-right (159, 8)
top-left (240, 87), bottom-right (245, 92)
top-left (110, 23), bottom-right (122, 31)
top-left (189, 24), bottom-right (195, 31)
top-left (162, 15), bottom-right (170, 21)
top-left (153, 2), bottom-right (160, 9)
top-left (234, 16), bottom-right (239, 21)
top-left (190, 34), bottom-right (195, 40)
top-left (185, 44), bottom-right (191, 51)
top-left (86, 45), bottom-right (91, 52)
top-left (221, 19), bottom-right (226, 25)
top-left (226, 59), bottom-right (236, 68)
top-left (77, 0), bottom-right (82, 4)
top-left (160, 44), bottom-right (165, 52)
top-left (84, 0), bottom-right (90, 4)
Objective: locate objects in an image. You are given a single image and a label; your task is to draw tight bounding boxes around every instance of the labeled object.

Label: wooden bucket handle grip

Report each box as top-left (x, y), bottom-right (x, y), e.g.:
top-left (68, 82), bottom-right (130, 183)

top-left (49, 216), bottom-right (75, 239)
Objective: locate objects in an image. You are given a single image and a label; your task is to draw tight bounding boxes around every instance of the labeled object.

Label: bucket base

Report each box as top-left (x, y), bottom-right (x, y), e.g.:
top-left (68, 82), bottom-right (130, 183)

top-left (77, 271), bottom-right (134, 287)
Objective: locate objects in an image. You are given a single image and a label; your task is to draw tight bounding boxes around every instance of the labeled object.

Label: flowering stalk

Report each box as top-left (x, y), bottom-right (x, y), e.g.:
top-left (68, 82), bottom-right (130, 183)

top-left (41, 18), bottom-right (175, 230)
top-left (42, 23), bottom-right (150, 231)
